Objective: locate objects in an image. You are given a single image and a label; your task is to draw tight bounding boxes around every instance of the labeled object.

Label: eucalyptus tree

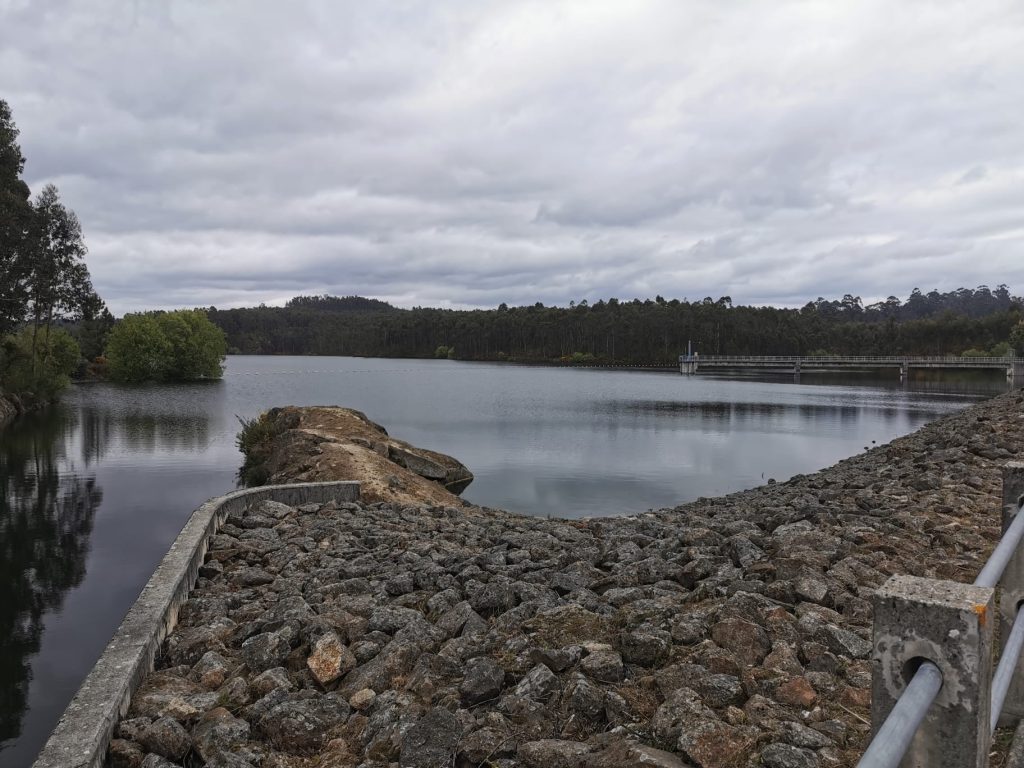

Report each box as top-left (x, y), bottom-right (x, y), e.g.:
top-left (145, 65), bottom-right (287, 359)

top-left (0, 99), bottom-right (33, 335)
top-left (25, 184), bottom-right (91, 370)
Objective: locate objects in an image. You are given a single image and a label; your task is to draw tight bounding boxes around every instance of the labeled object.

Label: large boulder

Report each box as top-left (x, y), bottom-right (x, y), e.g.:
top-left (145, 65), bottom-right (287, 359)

top-left (240, 406), bottom-right (474, 505)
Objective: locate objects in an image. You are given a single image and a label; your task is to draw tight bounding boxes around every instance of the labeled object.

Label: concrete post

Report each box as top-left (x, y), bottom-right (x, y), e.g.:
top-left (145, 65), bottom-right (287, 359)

top-left (872, 575), bottom-right (995, 768)
top-left (1000, 462), bottom-right (1024, 725)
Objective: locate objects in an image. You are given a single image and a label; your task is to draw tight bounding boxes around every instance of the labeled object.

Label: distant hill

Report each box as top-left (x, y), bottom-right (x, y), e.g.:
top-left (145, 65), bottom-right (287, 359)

top-left (284, 294), bottom-right (398, 313)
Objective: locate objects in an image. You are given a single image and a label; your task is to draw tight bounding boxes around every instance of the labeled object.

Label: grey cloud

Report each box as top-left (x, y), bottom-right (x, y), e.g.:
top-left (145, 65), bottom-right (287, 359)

top-left (1, 0), bottom-right (1023, 314)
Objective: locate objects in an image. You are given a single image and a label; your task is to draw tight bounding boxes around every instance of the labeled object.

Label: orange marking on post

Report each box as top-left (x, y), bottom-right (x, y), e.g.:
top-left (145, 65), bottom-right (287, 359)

top-left (975, 604), bottom-right (988, 626)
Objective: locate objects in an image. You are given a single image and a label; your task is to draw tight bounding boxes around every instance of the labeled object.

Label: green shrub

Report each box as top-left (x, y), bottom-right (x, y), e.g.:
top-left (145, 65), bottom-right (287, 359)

top-left (105, 310), bottom-right (227, 382)
top-left (0, 327), bottom-right (81, 404)
top-left (962, 343), bottom-right (1012, 358)
top-left (235, 413), bottom-right (281, 486)
top-left (569, 351), bottom-right (596, 363)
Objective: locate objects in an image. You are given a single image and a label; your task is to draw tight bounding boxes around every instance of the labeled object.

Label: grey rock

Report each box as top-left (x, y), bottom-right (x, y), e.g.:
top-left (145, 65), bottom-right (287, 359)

top-left (230, 567), bottom-right (274, 587)
top-left (116, 717), bottom-right (153, 742)
top-left (140, 756), bottom-right (180, 768)
top-left (458, 726), bottom-right (515, 764)
top-left (816, 623), bottom-right (871, 659)
top-left (565, 675), bottom-right (605, 722)
top-left (670, 617), bottom-right (706, 645)
top-left (778, 720), bottom-right (833, 749)
top-left (368, 605), bottom-right (423, 633)
top-left (460, 656), bottom-right (506, 704)
top-left (190, 651), bottom-right (232, 689)
top-left (241, 632), bottom-right (290, 673)
top-left (138, 717), bottom-right (190, 761)
top-left (469, 579), bottom-right (517, 618)
top-left (385, 572), bottom-right (415, 595)
top-left (761, 742), bottom-right (819, 768)
top-left (728, 534), bottom-right (766, 568)
top-left (399, 707), bottom-right (461, 768)
top-left (794, 575), bottom-right (829, 605)
top-left (513, 663), bottom-right (560, 701)
top-left (337, 638), bottom-right (422, 696)
top-left (107, 738), bottom-right (145, 768)
top-left (256, 692), bottom-right (351, 752)
top-left (620, 626), bottom-right (671, 666)
top-left (529, 646), bottom-right (581, 672)
top-left (191, 707), bottom-right (251, 762)
top-left (435, 600), bottom-right (486, 638)
top-left (710, 617), bottom-right (771, 666)
top-left (579, 650), bottom-right (624, 683)
top-left (250, 667), bottom-right (293, 697)
top-left (652, 688), bottom-right (705, 743)
top-left (586, 740), bottom-right (692, 767)
top-left (518, 739), bottom-right (593, 768)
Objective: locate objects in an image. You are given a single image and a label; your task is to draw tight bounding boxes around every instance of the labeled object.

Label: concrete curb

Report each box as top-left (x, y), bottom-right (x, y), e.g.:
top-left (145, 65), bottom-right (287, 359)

top-left (31, 481), bottom-right (360, 768)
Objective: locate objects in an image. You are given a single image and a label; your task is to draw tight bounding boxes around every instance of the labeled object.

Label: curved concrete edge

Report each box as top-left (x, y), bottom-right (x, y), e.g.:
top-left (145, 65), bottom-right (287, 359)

top-left (31, 481), bottom-right (360, 768)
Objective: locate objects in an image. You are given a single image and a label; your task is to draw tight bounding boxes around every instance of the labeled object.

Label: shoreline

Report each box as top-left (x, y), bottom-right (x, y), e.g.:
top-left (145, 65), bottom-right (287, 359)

top-left (37, 386), bottom-right (1024, 767)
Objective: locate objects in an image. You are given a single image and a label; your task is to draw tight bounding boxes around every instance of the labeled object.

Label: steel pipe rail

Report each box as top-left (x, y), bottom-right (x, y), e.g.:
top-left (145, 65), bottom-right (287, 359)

top-left (681, 355), bottom-right (1024, 363)
top-left (992, 608), bottom-right (1024, 734)
top-left (975, 503), bottom-right (1024, 588)
top-left (858, 492), bottom-right (1024, 768)
top-left (857, 661), bottom-right (944, 768)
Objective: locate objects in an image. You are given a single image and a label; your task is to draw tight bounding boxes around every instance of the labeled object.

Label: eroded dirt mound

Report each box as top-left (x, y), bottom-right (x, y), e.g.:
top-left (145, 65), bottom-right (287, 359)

top-left (243, 406), bottom-right (474, 507)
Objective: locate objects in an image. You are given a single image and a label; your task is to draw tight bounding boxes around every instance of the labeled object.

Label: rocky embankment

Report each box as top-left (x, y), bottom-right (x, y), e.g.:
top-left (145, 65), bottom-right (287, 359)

top-left (107, 389), bottom-right (1023, 768)
top-left (240, 406), bottom-right (474, 507)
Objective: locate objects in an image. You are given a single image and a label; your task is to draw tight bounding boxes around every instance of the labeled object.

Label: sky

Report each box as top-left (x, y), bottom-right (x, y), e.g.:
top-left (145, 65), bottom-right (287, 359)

top-left (2, 0), bottom-right (1023, 315)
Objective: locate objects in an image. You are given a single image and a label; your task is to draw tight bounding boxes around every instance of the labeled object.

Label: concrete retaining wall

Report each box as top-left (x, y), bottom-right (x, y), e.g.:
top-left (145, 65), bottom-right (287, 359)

top-left (31, 481), bottom-right (360, 768)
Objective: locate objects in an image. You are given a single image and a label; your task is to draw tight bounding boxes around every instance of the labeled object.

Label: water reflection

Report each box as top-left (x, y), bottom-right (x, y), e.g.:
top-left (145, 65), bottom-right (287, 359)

top-left (74, 383), bottom-right (220, 458)
top-left (0, 409), bottom-right (101, 748)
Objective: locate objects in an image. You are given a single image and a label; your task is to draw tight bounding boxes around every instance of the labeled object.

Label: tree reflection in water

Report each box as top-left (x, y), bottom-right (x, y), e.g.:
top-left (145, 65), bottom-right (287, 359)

top-left (0, 408), bottom-right (101, 748)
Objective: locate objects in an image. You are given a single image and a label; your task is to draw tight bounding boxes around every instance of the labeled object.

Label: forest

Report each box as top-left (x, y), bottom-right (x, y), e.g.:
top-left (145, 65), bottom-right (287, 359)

top-left (209, 286), bottom-right (1024, 364)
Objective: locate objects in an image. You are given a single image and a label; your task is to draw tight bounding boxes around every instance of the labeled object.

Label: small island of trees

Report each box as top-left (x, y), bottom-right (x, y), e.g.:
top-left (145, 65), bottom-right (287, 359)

top-left (105, 310), bottom-right (227, 383)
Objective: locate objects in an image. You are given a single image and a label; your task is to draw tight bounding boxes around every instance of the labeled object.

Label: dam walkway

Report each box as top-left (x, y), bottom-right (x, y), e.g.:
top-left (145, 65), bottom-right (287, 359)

top-left (679, 354), bottom-right (1024, 380)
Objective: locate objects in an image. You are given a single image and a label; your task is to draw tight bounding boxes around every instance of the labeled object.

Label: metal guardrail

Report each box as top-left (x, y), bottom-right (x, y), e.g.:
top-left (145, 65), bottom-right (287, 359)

top-left (859, 462), bottom-right (1024, 768)
top-left (679, 355), bottom-right (1024, 364)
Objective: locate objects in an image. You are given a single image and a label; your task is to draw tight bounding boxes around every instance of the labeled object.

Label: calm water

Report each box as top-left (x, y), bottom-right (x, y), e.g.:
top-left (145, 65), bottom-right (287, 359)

top-left (0, 355), bottom-right (1011, 764)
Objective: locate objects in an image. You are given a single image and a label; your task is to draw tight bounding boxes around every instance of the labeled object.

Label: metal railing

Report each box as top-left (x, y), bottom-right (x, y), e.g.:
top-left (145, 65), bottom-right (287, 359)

top-left (858, 462), bottom-right (1024, 767)
top-left (678, 355), bottom-right (1024, 364)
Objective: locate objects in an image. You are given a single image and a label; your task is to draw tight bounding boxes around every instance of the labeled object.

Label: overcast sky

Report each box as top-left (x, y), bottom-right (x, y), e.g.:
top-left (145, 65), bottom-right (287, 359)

top-left (2, 1), bottom-right (1023, 315)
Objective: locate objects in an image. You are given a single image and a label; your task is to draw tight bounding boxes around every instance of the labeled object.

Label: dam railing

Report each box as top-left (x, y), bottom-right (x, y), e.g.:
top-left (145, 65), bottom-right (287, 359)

top-left (679, 355), bottom-right (1024, 380)
top-left (859, 462), bottom-right (1024, 767)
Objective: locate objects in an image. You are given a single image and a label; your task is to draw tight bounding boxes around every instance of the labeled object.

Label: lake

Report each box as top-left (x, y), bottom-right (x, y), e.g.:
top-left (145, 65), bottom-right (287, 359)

top-left (0, 354), bottom-right (1011, 765)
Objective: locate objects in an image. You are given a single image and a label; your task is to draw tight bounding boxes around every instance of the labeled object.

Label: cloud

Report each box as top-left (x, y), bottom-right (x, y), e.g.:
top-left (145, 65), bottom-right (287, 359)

top-left (2, 0), bottom-right (1023, 314)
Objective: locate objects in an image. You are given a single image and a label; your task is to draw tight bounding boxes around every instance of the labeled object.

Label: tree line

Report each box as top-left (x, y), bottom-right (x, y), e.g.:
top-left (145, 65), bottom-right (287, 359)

top-left (209, 287), bottom-right (1024, 364)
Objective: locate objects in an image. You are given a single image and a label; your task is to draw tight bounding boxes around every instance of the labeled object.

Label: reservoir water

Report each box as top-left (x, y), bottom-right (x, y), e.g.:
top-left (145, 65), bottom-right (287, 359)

top-left (0, 354), bottom-right (1012, 765)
